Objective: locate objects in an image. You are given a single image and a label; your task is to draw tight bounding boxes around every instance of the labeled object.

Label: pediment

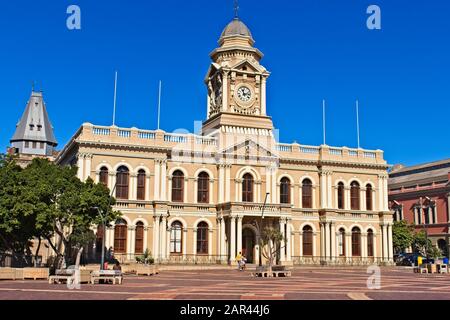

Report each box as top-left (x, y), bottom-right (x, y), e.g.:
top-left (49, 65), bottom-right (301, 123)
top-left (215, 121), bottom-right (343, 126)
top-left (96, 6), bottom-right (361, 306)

top-left (204, 63), bottom-right (222, 82)
top-left (230, 59), bottom-right (265, 74)
top-left (220, 138), bottom-right (279, 159)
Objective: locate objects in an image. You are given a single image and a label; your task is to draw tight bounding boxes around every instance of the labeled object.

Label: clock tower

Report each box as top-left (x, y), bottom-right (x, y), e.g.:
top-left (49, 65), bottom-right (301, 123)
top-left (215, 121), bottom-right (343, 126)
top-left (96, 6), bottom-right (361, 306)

top-left (202, 16), bottom-right (274, 137)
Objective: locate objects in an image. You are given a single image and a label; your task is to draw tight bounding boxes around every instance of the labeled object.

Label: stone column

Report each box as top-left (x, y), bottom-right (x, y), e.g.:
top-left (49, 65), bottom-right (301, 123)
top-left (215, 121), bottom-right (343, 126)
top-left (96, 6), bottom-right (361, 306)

top-left (220, 217), bottom-right (226, 261)
top-left (154, 160), bottom-right (160, 201)
top-left (218, 164), bottom-right (225, 203)
top-left (345, 232), bottom-right (352, 259)
top-left (130, 173), bottom-right (137, 201)
top-left (388, 224), bottom-right (394, 262)
top-left (143, 226), bottom-right (149, 253)
top-left (447, 193), bottom-right (450, 224)
top-left (345, 187), bottom-right (351, 210)
top-left (325, 222), bottom-right (331, 260)
top-left (208, 230), bottom-right (213, 258)
top-left (225, 165), bottom-right (231, 203)
top-left (265, 168), bottom-right (271, 203)
top-left (193, 228), bottom-right (198, 257)
top-left (145, 176), bottom-right (151, 201)
top-left (237, 216), bottom-right (243, 255)
top-left (299, 232), bottom-right (303, 257)
top-left (222, 71), bottom-right (229, 112)
top-left (382, 224), bottom-right (388, 262)
top-left (361, 232), bottom-right (368, 260)
top-left (182, 229), bottom-right (188, 260)
top-left (320, 223), bottom-right (325, 259)
top-left (327, 173), bottom-right (333, 208)
top-left (330, 222), bottom-right (336, 261)
top-left (160, 216), bottom-right (167, 261)
top-left (77, 154), bottom-right (85, 180)
top-left (360, 188), bottom-right (367, 211)
top-left (160, 160), bottom-right (167, 201)
top-left (313, 232), bottom-right (318, 257)
top-left (280, 219), bottom-right (286, 262)
top-left (261, 76), bottom-right (267, 115)
top-left (229, 217), bottom-right (236, 263)
top-left (84, 154), bottom-right (92, 180)
top-left (129, 226), bottom-right (136, 260)
top-left (320, 173), bottom-right (327, 209)
top-left (286, 220), bottom-right (292, 262)
top-left (152, 216), bottom-right (160, 260)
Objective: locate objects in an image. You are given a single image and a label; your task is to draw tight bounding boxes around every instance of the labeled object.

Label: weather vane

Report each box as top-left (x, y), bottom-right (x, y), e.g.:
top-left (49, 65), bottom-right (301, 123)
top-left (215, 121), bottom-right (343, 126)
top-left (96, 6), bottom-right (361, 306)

top-left (234, 0), bottom-right (239, 18)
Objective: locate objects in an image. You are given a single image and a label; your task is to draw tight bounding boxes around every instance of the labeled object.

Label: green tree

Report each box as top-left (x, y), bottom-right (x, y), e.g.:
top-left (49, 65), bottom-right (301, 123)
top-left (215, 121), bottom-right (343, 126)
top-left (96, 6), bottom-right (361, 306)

top-left (412, 231), bottom-right (434, 257)
top-left (392, 221), bottom-right (415, 254)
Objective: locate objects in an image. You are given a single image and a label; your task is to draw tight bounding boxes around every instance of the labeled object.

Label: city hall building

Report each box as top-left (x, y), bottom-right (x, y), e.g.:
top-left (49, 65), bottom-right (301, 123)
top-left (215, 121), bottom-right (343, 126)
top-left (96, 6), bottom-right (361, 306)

top-left (57, 16), bottom-right (394, 266)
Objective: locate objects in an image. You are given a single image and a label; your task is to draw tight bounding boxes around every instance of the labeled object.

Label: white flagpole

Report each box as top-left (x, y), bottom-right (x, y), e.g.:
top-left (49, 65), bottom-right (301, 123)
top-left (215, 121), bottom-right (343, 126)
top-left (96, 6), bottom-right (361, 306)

top-left (356, 100), bottom-right (361, 149)
top-left (113, 71), bottom-right (118, 126)
top-left (323, 99), bottom-right (326, 146)
top-left (157, 80), bottom-right (162, 130)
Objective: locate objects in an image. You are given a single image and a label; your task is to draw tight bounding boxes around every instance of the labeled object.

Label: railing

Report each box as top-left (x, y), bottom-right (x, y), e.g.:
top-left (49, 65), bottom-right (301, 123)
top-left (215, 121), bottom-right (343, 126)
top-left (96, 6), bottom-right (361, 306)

top-left (195, 137), bottom-right (217, 146)
top-left (329, 148), bottom-right (343, 156)
top-left (164, 134), bottom-right (188, 144)
top-left (348, 150), bottom-right (358, 157)
top-left (118, 130), bottom-right (131, 138)
top-left (292, 256), bottom-right (387, 266)
top-left (92, 127), bottom-right (111, 136)
top-left (364, 152), bottom-right (376, 159)
top-left (159, 255), bottom-right (228, 265)
top-left (276, 144), bottom-right (293, 152)
top-left (300, 146), bottom-right (320, 154)
top-left (138, 131), bottom-right (156, 140)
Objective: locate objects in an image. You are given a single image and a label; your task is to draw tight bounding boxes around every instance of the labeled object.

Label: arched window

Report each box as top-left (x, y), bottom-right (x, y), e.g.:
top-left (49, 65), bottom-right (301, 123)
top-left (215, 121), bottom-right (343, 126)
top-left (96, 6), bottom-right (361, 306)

top-left (337, 182), bottom-right (345, 209)
top-left (302, 179), bottom-right (313, 209)
top-left (350, 181), bottom-right (360, 211)
top-left (172, 171), bottom-right (185, 203)
top-left (116, 166), bottom-right (130, 200)
top-left (242, 173), bottom-right (254, 203)
top-left (99, 167), bottom-right (109, 187)
top-left (135, 222), bottom-right (144, 254)
top-left (197, 172), bottom-right (210, 204)
top-left (367, 229), bottom-right (374, 257)
top-left (137, 170), bottom-right (146, 201)
top-left (352, 227), bottom-right (361, 257)
top-left (197, 222), bottom-right (209, 255)
top-left (338, 228), bottom-right (346, 257)
top-left (302, 226), bottom-right (313, 256)
top-left (280, 178), bottom-right (291, 204)
top-left (114, 219), bottom-right (128, 254)
top-left (170, 221), bottom-right (183, 254)
top-left (366, 184), bottom-right (373, 211)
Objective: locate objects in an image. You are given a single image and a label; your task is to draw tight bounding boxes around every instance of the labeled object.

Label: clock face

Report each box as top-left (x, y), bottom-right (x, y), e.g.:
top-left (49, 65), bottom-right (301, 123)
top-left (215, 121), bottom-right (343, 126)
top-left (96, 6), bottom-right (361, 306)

top-left (237, 86), bottom-right (252, 102)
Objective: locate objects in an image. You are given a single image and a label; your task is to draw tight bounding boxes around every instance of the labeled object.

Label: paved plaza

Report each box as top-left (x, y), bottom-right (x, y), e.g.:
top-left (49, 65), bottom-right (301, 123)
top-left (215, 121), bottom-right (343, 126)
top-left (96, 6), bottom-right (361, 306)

top-left (1, 267), bottom-right (450, 300)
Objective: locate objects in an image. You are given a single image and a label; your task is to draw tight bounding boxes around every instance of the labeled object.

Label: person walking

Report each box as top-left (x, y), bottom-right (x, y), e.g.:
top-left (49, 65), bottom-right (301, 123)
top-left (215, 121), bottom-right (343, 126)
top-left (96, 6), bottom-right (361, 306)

top-left (236, 252), bottom-right (243, 271)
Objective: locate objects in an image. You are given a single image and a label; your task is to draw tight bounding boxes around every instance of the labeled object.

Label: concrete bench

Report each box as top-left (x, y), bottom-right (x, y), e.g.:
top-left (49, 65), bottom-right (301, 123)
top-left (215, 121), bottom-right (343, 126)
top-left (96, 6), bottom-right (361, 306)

top-left (49, 270), bottom-right (92, 284)
top-left (91, 271), bottom-right (123, 285)
top-left (251, 270), bottom-right (292, 278)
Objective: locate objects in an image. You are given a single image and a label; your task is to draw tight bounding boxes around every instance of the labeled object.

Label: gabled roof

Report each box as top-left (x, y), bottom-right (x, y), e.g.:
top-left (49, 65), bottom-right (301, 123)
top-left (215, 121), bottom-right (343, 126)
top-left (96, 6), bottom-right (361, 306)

top-left (11, 91), bottom-right (57, 145)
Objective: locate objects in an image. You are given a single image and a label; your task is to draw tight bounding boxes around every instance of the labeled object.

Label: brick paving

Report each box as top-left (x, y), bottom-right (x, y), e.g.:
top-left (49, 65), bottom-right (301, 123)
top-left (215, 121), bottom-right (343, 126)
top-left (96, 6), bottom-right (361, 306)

top-left (1, 267), bottom-right (450, 300)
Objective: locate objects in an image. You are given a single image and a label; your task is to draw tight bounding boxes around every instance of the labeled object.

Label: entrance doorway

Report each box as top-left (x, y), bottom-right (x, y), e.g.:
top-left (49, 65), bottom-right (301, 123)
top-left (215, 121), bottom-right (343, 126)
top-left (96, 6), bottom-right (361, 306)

top-left (242, 228), bottom-right (256, 263)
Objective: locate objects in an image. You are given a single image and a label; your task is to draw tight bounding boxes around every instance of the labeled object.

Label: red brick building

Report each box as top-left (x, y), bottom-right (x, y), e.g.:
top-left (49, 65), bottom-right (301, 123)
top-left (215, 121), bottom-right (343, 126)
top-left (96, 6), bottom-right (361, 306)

top-left (388, 159), bottom-right (450, 255)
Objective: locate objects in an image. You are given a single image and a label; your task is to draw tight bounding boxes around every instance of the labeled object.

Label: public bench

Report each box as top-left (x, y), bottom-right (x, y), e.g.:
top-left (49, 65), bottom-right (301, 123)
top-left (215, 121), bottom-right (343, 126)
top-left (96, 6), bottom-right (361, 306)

top-left (251, 266), bottom-right (292, 278)
top-left (49, 269), bottom-right (92, 284)
top-left (90, 270), bottom-right (123, 285)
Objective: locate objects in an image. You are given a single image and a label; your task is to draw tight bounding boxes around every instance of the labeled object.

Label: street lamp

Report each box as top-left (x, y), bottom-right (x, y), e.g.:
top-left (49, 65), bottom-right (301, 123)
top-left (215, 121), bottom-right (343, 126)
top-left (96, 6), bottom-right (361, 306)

top-left (419, 197), bottom-right (430, 263)
top-left (255, 193), bottom-right (270, 268)
top-left (92, 181), bottom-right (117, 271)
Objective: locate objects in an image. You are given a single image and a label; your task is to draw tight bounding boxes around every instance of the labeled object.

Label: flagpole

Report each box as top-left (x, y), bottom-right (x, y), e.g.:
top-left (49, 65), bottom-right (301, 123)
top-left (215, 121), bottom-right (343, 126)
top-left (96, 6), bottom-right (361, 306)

top-left (157, 80), bottom-right (162, 130)
top-left (323, 99), bottom-right (326, 146)
top-left (356, 100), bottom-right (360, 149)
top-left (113, 71), bottom-right (118, 126)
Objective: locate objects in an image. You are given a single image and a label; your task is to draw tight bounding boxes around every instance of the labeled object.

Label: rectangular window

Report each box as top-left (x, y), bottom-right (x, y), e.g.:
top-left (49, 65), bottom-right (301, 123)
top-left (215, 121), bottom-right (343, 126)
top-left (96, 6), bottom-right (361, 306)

top-left (40, 142), bottom-right (44, 149)
top-left (25, 141), bottom-right (29, 148)
top-left (37, 125), bottom-right (42, 132)
top-left (32, 142), bottom-right (37, 149)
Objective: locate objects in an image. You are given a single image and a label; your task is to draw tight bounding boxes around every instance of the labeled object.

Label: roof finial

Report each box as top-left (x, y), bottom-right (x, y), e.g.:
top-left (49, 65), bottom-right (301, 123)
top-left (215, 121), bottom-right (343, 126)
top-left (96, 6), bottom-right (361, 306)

top-left (31, 80), bottom-right (36, 92)
top-left (234, 0), bottom-right (239, 19)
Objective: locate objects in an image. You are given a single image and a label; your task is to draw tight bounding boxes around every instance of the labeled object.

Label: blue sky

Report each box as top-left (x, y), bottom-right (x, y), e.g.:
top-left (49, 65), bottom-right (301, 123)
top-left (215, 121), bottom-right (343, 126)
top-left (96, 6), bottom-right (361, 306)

top-left (0, 0), bottom-right (449, 167)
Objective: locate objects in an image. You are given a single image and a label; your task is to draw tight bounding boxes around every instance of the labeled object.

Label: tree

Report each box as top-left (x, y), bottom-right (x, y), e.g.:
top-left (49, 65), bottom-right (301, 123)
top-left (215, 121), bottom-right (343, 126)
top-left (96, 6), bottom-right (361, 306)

top-left (260, 223), bottom-right (286, 277)
top-left (412, 231), bottom-right (434, 257)
top-left (392, 221), bottom-right (415, 254)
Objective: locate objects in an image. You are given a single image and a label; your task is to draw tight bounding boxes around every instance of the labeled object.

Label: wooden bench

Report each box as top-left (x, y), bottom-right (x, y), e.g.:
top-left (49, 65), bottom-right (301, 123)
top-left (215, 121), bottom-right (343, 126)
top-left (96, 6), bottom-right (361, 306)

top-left (91, 271), bottom-right (123, 285)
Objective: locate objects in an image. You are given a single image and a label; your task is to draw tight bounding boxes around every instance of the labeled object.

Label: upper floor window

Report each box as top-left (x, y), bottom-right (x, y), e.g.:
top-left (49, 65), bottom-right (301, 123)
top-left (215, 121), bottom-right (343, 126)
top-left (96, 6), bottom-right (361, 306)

top-left (337, 182), bottom-right (345, 209)
top-left (116, 166), bottom-right (129, 200)
top-left (242, 173), bottom-right (254, 203)
top-left (280, 178), bottom-right (291, 204)
top-left (366, 184), bottom-right (373, 211)
top-left (29, 124), bottom-right (34, 131)
top-left (350, 181), bottom-right (361, 211)
top-left (137, 170), bottom-right (146, 201)
top-left (197, 172), bottom-right (210, 204)
top-left (99, 167), bottom-right (109, 187)
top-left (37, 125), bottom-right (42, 132)
top-left (302, 179), bottom-right (313, 209)
top-left (172, 171), bottom-right (184, 203)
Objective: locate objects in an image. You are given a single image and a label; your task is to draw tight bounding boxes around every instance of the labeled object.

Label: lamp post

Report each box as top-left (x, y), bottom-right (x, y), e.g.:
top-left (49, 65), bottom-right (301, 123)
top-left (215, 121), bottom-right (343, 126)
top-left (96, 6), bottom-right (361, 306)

top-left (92, 181), bottom-right (117, 271)
top-left (419, 197), bottom-right (429, 263)
top-left (256, 193), bottom-right (270, 267)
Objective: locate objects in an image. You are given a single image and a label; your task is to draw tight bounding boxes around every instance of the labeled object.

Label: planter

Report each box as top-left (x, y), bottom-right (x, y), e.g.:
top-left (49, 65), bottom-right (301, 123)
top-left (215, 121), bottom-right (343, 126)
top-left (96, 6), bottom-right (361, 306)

top-left (23, 268), bottom-right (49, 280)
top-left (426, 264), bottom-right (437, 274)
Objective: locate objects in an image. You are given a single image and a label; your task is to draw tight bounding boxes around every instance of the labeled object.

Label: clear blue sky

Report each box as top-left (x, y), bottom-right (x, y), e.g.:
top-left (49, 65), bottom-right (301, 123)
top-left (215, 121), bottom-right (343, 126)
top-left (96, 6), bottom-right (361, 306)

top-left (0, 0), bottom-right (449, 166)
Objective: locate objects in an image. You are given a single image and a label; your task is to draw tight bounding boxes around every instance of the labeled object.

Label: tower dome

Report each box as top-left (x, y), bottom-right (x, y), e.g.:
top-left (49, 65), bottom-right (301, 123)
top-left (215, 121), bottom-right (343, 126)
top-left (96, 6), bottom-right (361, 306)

top-left (220, 18), bottom-right (253, 40)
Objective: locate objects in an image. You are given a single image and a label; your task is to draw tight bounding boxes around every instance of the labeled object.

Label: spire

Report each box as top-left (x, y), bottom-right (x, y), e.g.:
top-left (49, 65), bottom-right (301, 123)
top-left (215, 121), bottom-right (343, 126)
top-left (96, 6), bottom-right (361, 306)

top-left (234, 0), bottom-right (239, 19)
top-left (10, 90), bottom-right (57, 156)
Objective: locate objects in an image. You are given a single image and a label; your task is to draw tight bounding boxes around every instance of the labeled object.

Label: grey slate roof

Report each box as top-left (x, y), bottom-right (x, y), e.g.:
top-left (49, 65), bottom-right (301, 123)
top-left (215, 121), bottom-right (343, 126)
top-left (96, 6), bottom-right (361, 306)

top-left (11, 91), bottom-right (57, 145)
top-left (220, 18), bottom-right (254, 41)
top-left (389, 159), bottom-right (450, 187)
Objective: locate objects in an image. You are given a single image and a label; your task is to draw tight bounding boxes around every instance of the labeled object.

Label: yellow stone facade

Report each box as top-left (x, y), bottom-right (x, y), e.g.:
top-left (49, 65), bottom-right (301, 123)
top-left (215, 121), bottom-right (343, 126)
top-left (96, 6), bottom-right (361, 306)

top-left (56, 17), bottom-right (393, 266)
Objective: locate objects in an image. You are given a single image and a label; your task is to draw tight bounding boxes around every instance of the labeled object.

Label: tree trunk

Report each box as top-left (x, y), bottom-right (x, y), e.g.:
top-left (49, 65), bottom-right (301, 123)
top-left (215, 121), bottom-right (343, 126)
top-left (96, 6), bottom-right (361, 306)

top-left (35, 237), bottom-right (41, 267)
